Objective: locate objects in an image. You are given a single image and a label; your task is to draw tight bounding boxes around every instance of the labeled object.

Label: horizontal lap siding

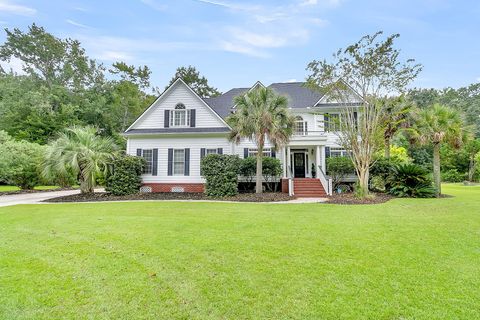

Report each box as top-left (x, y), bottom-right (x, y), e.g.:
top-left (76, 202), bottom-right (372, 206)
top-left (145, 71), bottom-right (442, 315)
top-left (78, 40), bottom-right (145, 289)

top-left (134, 83), bottom-right (226, 129)
top-left (128, 137), bottom-right (233, 183)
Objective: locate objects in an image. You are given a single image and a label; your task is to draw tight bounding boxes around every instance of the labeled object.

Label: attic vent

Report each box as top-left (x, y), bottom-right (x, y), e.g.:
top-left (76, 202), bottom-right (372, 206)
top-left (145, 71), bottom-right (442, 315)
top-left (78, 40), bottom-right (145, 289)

top-left (171, 186), bottom-right (185, 193)
top-left (140, 186), bottom-right (152, 193)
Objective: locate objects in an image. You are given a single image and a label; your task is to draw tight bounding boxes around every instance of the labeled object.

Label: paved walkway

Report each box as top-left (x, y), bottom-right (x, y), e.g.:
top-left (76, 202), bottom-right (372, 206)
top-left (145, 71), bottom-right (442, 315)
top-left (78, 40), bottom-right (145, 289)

top-left (0, 190), bottom-right (83, 207)
top-left (0, 190), bottom-right (327, 207)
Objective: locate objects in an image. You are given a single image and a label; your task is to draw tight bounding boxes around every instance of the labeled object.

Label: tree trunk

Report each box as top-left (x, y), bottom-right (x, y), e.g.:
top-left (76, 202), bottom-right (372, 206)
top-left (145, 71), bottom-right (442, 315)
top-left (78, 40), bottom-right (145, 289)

top-left (384, 137), bottom-right (391, 159)
top-left (256, 143), bottom-right (263, 194)
top-left (433, 143), bottom-right (441, 197)
top-left (357, 167), bottom-right (370, 198)
top-left (468, 156), bottom-right (475, 182)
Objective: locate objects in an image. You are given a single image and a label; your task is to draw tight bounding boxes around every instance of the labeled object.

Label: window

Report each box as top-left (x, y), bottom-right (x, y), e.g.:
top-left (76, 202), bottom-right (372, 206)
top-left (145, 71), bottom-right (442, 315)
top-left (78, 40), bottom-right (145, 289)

top-left (173, 149), bottom-right (185, 175)
top-left (170, 103), bottom-right (191, 127)
top-left (294, 116), bottom-right (307, 135)
top-left (142, 149), bottom-right (153, 174)
top-left (325, 113), bottom-right (340, 132)
top-left (206, 148), bottom-right (218, 155)
top-left (330, 147), bottom-right (349, 158)
top-left (248, 148), bottom-right (272, 157)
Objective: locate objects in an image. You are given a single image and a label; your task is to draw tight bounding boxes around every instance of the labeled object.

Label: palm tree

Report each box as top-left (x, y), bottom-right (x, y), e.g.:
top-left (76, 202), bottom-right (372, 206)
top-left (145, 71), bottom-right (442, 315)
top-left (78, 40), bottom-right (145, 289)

top-left (414, 104), bottom-right (465, 196)
top-left (227, 87), bottom-right (295, 194)
top-left (43, 127), bottom-right (118, 193)
top-left (379, 95), bottom-right (412, 159)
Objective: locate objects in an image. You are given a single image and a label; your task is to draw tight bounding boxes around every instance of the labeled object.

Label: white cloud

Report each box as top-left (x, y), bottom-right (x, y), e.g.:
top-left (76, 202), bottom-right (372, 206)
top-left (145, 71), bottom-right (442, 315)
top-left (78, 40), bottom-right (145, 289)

top-left (140, 0), bottom-right (167, 11)
top-left (66, 19), bottom-right (89, 29)
top-left (220, 41), bottom-right (269, 58)
top-left (286, 79), bottom-right (298, 82)
top-left (0, 0), bottom-right (36, 16)
top-left (476, 77), bottom-right (480, 83)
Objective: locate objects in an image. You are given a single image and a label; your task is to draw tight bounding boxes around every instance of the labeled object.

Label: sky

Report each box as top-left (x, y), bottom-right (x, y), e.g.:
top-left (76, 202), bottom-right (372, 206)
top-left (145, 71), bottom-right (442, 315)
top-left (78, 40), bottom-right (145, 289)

top-left (0, 0), bottom-right (479, 92)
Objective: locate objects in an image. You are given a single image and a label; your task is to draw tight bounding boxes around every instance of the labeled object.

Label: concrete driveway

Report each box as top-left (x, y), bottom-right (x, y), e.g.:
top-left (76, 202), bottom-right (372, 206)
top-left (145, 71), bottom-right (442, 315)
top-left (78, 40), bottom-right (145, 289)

top-left (0, 190), bottom-right (81, 207)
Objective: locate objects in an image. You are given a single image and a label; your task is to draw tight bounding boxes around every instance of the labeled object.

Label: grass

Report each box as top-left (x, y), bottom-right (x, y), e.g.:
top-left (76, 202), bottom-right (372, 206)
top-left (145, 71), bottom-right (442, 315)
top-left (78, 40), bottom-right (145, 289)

top-left (0, 184), bottom-right (479, 319)
top-left (0, 185), bottom-right (61, 192)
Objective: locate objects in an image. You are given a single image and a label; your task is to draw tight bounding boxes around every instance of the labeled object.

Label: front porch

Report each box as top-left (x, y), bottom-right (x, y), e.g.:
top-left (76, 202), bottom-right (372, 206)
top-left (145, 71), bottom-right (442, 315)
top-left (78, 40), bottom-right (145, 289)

top-left (279, 144), bottom-right (332, 197)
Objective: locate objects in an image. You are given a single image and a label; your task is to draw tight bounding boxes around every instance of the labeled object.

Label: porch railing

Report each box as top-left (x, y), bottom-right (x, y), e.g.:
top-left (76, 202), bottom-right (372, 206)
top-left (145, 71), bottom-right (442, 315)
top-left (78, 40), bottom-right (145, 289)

top-left (292, 130), bottom-right (326, 137)
top-left (317, 165), bottom-right (333, 196)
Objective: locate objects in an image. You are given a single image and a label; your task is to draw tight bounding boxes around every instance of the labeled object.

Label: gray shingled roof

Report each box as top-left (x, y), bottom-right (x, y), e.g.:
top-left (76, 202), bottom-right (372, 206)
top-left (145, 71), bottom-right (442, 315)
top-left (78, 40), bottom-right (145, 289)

top-left (124, 127), bottom-right (230, 135)
top-left (204, 82), bottom-right (327, 119)
top-left (204, 87), bottom-right (248, 119)
top-left (268, 82), bottom-right (324, 109)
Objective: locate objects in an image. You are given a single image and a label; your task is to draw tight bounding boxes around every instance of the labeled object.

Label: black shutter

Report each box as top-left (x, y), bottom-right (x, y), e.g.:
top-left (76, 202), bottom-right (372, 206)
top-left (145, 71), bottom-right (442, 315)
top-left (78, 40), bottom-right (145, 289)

top-left (271, 149), bottom-right (276, 158)
top-left (324, 114), bottom-right (329, 132)
top-left (217, 148), bottom-right (223, 154)
top-left (353, 111), bottom-right (358, 129)
top-left (164, 110), bottom-right (170, 128)
top-left (200, 148), bottom-right (206, 175)
top-left (167, 148), bottom-right (173, 176)
top-left (244, 148), bottom-right (249, 159)
top-left (325, 147), bottom-right (331, 158)
top-left (136, 149), bottom-right (142, 156)
top-left (152, 149), bottom-right (158, 176)
top-left (184, 148), bottom-right (190, 176)
top-left (190, 109), bottom-right (196, 127)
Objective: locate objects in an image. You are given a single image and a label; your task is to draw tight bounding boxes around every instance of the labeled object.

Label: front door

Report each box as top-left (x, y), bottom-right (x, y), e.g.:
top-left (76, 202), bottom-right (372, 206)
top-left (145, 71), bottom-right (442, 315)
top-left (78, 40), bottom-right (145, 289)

top-left (293, 153), bottom-right (306, 178)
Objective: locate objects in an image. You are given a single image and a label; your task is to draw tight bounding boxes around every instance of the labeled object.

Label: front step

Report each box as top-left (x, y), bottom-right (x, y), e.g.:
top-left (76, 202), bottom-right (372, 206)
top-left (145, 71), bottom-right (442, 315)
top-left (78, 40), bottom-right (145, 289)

top-left (293, 178), bottom-right (327, 197)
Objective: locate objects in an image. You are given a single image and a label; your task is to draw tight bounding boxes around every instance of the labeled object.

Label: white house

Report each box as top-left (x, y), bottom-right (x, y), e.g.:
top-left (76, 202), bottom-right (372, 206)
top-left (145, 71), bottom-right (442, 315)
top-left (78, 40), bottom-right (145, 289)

top-left (124, 78), bottom-right (362, 197)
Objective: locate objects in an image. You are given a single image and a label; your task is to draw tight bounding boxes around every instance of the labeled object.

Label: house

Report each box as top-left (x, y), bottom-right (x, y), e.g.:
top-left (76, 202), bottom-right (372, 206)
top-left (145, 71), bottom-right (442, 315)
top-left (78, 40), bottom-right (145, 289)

top-left (124, 78), bottom-right (363, 197)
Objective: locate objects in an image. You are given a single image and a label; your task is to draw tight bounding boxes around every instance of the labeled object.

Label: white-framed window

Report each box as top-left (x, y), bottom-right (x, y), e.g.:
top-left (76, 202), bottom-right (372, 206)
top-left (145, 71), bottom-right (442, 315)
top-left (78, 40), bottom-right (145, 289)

top-left (248, 148), bottom-right (272, 157)
top-left (142, 149), bottom-right (153, 174)
top-left (294, 116), bottom-right (307, 135)
top-left (330, 147), bottom-right (349, 158)
top-left (170, 103), bottom-right (191, 127)
top-left (206, 148), bottom-right (218, 155)
top-left (173, 149), bottom-right (185, 175)
top-left (325, 113), bottom-right (340, 132)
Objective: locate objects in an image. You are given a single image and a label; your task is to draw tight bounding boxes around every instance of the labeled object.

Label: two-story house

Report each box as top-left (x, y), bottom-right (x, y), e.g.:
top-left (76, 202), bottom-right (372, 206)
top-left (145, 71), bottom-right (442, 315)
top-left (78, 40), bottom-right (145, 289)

top-left (124, 78), bottom-right (362, 197)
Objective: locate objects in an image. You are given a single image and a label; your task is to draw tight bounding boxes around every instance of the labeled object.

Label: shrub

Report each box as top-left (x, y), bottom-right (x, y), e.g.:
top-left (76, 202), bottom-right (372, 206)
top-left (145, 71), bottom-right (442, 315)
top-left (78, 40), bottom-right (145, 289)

top-left (201, 154), bottom-right (241, 197)
top-left (441, 168), bottom-right (465, 182)
top-left (106, 154), bottom-right (145, 196)
top-left (388, 163), bottom-right (436, 198)
top-left (262, 157), bottom-right (282, 192)
top-left (0, 139), bottom-right (44, 189)
top-left (326, 156), bottom-right (355, 190)
top-left (238, 156), bottom-right (256, 185)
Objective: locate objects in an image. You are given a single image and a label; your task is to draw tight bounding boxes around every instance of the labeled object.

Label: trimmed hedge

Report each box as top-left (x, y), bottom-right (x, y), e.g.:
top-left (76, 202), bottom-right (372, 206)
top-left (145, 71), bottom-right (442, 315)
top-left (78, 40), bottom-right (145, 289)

top-left (201, 154), bottom-right (241, 197)
top-left (106, 154), bottom-right (145, 196)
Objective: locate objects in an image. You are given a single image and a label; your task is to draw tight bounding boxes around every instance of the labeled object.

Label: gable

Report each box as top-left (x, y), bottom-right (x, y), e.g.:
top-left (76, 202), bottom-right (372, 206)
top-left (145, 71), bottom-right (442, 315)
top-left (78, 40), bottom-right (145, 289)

top-left (315, 85), bottom-right (363, 106)
top-left (128, 80), bottom-right (228, 131)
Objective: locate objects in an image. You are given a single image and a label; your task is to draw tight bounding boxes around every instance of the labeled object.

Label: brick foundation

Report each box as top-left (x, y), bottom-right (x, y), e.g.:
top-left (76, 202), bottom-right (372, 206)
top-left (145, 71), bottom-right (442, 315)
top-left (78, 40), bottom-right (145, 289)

top-left (142, 183), bottom-right (204, 193)
top-left (281, 178), bottom-right (289, 194)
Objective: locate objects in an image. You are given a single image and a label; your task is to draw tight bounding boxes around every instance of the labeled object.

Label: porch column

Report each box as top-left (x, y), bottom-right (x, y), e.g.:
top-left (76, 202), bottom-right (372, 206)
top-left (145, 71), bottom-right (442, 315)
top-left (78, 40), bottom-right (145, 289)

top-left (280, 147), bottom-right (286, 177)
top-left (316, 145), bottom-right (320, 173)
top-left (286, 146), bottom-right (291, 178)
top-left (321, 146), bottom-right (326, 172)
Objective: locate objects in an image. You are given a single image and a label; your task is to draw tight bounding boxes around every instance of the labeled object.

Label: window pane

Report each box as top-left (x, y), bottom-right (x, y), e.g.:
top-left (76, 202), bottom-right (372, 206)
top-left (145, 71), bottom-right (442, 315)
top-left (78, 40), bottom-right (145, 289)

top-left (206, 148), bottom-right (217, 155)
top-left (173, 149), bottom-right (185, 175)
top-left (142, 149), bottom-right (153, 174)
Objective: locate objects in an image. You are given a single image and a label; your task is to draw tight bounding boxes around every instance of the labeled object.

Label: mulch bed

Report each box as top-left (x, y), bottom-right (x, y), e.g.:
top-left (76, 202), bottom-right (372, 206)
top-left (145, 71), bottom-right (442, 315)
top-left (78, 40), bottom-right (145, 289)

top-left (326, 192), bottom-right (393, 205)
top-left (45, 192), bottom-right (294, 203)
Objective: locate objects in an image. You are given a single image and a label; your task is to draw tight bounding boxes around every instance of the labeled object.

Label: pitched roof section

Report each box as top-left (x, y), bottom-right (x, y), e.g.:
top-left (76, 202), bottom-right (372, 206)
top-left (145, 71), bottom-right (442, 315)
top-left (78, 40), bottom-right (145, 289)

top-left (204, 88), bottom-right (249, 118)
top-left (204, 82), bottom-right (359, 119)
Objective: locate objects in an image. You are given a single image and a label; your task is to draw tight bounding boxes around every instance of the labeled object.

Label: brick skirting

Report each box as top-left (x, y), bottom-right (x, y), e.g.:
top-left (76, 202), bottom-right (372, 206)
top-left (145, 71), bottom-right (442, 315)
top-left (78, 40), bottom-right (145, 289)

top-left (142, 183), bottom-right (204, 193)
top-left (281, 178), bottom-right (289, 193)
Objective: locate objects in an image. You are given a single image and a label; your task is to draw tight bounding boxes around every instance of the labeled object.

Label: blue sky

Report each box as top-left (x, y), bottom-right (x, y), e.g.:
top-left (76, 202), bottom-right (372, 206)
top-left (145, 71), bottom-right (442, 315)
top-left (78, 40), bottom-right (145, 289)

top-left (0, 0), bottom-right (479, 92)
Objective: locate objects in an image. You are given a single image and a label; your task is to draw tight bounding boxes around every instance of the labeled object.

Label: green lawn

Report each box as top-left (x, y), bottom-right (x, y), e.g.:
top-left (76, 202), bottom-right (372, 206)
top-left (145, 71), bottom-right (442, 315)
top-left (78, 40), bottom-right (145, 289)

top-left (0, 184), bottom-right (479, 319)
top-left (0, 185), bottom-right (60, 192)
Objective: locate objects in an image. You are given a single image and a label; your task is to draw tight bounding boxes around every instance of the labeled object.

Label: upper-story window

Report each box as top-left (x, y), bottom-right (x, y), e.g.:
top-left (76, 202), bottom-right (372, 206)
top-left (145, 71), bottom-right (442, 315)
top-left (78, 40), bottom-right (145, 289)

top-left (325, 113), bottom-right (340, 132)
top-left (294, 116), bottom-right (307, 135)
top-left (170, 103), bottom-right (191, 127)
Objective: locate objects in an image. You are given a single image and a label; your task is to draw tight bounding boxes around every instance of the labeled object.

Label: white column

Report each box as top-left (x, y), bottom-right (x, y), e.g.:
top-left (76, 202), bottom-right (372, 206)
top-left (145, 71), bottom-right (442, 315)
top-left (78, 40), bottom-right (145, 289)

top-left (321, 146), bottom-right (326, 171)
top-left (286, 146), bottom-right (291, 178)
top-left (316, 145), bottom-right (320, 173)
top-left (280, 147), bottom-right (287, 177)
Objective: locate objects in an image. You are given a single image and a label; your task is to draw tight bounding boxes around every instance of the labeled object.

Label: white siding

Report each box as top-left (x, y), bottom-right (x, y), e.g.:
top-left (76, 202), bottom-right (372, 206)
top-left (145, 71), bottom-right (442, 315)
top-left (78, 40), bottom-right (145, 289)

top-left (128, 136), bottom-right (232, 183)
top-left (132, 81), bottom-right (226, 129)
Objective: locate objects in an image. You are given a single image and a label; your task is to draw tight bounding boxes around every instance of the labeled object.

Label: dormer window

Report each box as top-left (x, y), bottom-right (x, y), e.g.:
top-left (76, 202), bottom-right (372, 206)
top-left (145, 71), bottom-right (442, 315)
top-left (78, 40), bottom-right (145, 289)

top-left (170, 103), bottom-right (191, 127)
